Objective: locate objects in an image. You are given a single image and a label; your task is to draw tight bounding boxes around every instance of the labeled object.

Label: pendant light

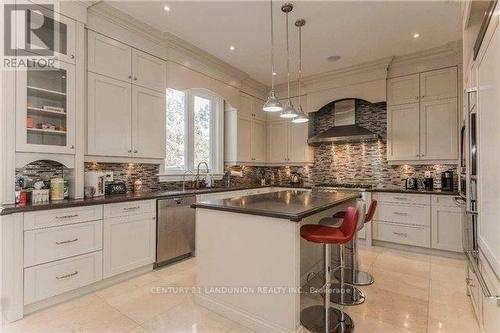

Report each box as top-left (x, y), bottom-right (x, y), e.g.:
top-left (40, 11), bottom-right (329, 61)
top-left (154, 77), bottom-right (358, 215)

top-left (263, 0), bottom-right (283, 112)
top-left (292, 18), bottom-right (309, 124)
top-left (280, 3), bottom-right (298, 118)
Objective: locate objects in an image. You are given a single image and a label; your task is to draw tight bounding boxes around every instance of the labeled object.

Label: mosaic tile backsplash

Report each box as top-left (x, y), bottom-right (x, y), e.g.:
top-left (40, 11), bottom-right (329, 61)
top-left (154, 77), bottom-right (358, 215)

top-left (21, 100), bottom-right (457, 193)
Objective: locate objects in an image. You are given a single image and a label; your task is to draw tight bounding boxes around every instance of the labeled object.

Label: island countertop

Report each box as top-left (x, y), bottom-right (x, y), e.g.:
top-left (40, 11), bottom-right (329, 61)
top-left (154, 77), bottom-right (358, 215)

top-left (192, 189), bottom-right (360, 222)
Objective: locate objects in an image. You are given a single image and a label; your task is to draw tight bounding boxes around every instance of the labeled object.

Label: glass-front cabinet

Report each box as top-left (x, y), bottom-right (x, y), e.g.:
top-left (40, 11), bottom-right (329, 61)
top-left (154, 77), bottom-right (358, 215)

top-left (16, 60), bottom-right (75, 154)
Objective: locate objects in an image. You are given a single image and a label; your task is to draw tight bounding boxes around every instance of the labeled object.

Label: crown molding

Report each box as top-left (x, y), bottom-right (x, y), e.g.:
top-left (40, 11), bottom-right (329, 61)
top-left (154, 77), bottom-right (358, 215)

top-left (88, 2), bottom-right (267, 94)
top-left (389, 40), bottom-right (462, 65)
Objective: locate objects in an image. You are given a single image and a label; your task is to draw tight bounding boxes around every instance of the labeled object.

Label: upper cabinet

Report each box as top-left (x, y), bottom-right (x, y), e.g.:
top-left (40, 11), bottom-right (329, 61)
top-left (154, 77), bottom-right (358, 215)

top-left (86, 31), bottom-right (167, 160)
top-left (268, 120), bottom-right (312, 165)
top-left (387, 67), bottom-right (459, 164)
top-left (88, 31), bottom-right (132, 82)
top-left (16, 60), bottom-right (76, 154)
top-left (387, 74), bottom-right (420, 106)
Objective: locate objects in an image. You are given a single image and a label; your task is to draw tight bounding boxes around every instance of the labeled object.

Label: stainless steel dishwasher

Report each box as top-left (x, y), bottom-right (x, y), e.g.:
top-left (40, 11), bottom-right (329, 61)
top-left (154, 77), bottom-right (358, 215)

top-left (155, 195), bottom-right (196, 268)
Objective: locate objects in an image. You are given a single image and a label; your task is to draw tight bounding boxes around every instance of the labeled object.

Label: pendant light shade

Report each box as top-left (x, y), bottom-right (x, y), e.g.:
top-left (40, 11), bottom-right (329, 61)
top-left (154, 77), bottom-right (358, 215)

top-left (292, 18), bottom-right (308, 124)
top-left (280, 3), bottom-right (298, 119)
top-left (263, 0), bottom-right (283, 112)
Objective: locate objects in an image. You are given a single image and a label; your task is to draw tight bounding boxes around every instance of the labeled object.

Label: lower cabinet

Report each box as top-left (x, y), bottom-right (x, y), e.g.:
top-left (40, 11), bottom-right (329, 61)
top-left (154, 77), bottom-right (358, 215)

top-left (24, 251), bottom-right (103, 305)
top-left (372, 193), bottom-right (463, 252)
top-left (103, 213), bottom-right (156, 278)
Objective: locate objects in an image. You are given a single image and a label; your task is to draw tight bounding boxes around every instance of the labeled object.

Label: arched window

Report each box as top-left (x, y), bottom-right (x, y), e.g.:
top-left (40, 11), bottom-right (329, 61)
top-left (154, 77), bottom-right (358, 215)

top-left (164, 88), bottom-right (223, 177)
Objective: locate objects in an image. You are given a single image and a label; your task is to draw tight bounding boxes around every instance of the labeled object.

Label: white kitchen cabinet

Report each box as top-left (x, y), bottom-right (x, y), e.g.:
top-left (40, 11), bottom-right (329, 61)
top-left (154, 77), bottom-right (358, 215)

top-left (252, 119), bottom-right (267, 163)
top-left (268, 121), bottom-right (289, 163)
top-left (225, 111), bottom-right (267, 164)
top-left (420, 67), bottom-right (457, 102)
top-left (16, 59), bottom-right (76, 154)
top-left (387, 103), bottom-right (420, 161)
top-left (431, 202), bottom-right (463, 252)
top-left (267, 120), bottom-right (312, 164)
top-left (252, 98), bottom-right (267, 121)
top-left (420, 98), bottom-right (458, 160)
top-left (387, 74), bottom-right (420, 105)
top-left (132, 86), bottom-right (166, 159)
top-left (132, 49), bottom-right (167, 92)
top-left (387, 67), bottom-right (459, 163)
top-left (87, 30), bottom-right (132, 82)
top-left (87, 72), bottom-right (132, 157)
top-left (103, 213), bottom-right (156, 278)
top-left (238, 93), bottom-right (254, 118)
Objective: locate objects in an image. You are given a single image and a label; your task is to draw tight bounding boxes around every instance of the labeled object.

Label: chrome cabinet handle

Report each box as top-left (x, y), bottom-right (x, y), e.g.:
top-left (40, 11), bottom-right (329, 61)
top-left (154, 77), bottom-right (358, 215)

top-left (56, 214), bottom-right (78, 219)
top-left (56, 271), bottom-right (78, 280)
top-left (128, 149), bottom-right (132, 153)
top-left (70, 145), bottom-right (75, 149)
top-left (56, 238), bottom-right (78, 245)
top-left (70, 54), bottom-right (75, 59)
top-left (392, 231), bottom-right (408, 237)
top-left (124, 206), bottom-right (140, 211)
top-left (134, 77), bottom-right (138, 81)
top-left (393, 212), bottom-right (408, 216)
top-left (466, 210), bottom-right (478, 216)
top-left (134, 149), bottom-right (138, 153)
top-left (128, 75), bottom-right (132, 79)
top-left (416, 154), bottom-right (420, 157)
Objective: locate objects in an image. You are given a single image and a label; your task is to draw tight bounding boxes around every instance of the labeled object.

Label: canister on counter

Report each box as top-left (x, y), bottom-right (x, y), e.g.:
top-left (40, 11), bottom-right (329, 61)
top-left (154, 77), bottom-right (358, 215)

top-left (133, 180), bottom-right (143, 193)
top-left (50, 178), bottom-right (65, 201)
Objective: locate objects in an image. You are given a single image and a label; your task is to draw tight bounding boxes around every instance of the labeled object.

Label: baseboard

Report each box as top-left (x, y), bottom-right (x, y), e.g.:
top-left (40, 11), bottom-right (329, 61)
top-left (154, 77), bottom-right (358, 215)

top-left (373, 240), bottom-right (466, 259)
top-left (24, 264), bottom-right (153, 315)
top-left (195, 294), bottom-right (303, 333)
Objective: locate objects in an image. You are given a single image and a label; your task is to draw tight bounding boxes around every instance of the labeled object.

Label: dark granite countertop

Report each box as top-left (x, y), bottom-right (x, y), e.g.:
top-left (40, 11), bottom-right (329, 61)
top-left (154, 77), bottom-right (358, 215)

top-left (0, 185), bottom-right (308, 216)
top-left (369, 188), bottom-right (459, 196)
top-left (192, 190), bottom-right (360, 222)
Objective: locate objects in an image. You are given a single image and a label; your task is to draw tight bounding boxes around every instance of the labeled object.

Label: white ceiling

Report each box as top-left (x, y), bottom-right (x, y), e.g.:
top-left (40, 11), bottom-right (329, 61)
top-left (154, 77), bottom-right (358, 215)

top-left (106, 1), bottom-right (462, 85)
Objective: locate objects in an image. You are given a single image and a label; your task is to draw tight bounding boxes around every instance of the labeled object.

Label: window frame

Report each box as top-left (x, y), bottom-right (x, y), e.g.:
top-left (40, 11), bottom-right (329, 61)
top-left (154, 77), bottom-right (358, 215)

top-left (160, 88), bottom-right (224, 181)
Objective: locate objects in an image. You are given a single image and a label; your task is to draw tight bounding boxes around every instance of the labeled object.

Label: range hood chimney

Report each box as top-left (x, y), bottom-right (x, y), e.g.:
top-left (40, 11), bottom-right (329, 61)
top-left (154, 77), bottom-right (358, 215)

top-left (308, 99), bottom-right (379, 144)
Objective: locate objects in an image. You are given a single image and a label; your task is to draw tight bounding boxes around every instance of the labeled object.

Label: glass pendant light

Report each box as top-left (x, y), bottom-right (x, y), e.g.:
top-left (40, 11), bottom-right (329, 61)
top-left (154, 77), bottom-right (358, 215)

top-left (263, 0), bottom-right (283, 112)
top-left (292, 19), bottom-right (309, 124)
top-left (280, 3), bottom-right (298, 118)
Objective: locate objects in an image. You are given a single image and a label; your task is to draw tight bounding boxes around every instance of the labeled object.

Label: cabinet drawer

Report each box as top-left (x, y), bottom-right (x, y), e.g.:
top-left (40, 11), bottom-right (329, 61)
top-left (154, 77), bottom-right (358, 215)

top-left (373, 221), bottom-right (430, 247)
top-left (104, 200), bottom-right (156, 218)
top-left (24, 251), bottom-right (103, 305)
top-left (375, 203), bottom-right (430, 226)
top-left (24, 220), bottom-right (103, 267)
top-left (24, 205), bottom-right (103, 231)
top-left (432, 195), bottom-right (462, 207)
top-left (374, 192), bottom-right (431, 205)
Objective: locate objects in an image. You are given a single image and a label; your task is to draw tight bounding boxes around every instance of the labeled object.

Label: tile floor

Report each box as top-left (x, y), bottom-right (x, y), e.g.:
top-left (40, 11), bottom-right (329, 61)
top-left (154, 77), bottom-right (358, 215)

top-left (1, 245), bottom-right (479, 333)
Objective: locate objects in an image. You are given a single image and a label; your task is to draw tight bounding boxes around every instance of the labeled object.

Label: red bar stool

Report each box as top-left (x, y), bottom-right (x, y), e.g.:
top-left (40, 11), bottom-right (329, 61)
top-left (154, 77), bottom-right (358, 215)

top-left (333, 200), bottom-right (377, 287)
top-left (300, 207), bottom-right (359, 333)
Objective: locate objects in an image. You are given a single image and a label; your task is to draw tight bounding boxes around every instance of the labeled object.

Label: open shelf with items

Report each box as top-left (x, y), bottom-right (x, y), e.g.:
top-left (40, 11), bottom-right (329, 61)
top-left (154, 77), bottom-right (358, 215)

top-left (16, 60), bottom-right (75, 154)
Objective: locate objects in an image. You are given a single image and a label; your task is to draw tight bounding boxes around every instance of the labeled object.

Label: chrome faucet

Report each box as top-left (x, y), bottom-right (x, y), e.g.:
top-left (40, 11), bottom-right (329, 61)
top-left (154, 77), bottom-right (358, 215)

top-left (182, 170), bottom-right (195, 191)
top-left (195, 162), bottom-right (210, 188)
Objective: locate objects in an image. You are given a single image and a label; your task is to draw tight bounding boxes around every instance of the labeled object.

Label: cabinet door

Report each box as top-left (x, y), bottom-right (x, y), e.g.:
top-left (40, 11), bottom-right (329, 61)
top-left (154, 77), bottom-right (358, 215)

top-left (237, 115), bottom-right (252, 162)
top-left (16, 60), bottom-right (76, 154)
top-left (132, 49), bottom-right (167, 92)
top-left (103, 214), bottom-right (156, 278)
top-left (88, 31), bottom-right (132, 82)
top-left (87, 73), bottom-right (132, 157)
top-left (251, 119), bottom-right (267, 163)
top-left (420, 98), bottom-right (458, 160)
top-left (268, 121), bottom-right (288, 163)
top-left (238, 93), bottom-right (254, 118)
top-left (24, 5), bottom-right (76, 64)
top-left (252, 98), bottom-right (267, 121)
top-left (420, 67), bottom-right (457, 102)
top-left (387, 74), bottom-right (420, 105)
top-left (431, 206), bottom-right (463, 252)
top-left (132, 86), bottom-right (165, 159)
top-left (387, 103), bottom-right (420, 161)
top-left (288, 122), bottom-right (311, 163)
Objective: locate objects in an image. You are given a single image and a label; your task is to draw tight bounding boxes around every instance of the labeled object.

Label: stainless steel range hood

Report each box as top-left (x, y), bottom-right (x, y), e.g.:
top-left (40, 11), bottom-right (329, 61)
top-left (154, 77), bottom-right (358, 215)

top-left (308, 99), bottom-right (379, 144)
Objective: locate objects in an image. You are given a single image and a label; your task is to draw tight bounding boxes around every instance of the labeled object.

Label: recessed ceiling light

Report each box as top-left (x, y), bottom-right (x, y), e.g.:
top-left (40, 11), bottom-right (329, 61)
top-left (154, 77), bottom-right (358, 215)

top-left (229, 45), bottom-right (235, 51)
top-left (413, 33), bottom-right (420, 39)
top-left (163, 5), bottom-right (170, 12)
top-left (327, 55), bottom-right (341, 62)
top-left (273, 72), bottom-right (277, 76)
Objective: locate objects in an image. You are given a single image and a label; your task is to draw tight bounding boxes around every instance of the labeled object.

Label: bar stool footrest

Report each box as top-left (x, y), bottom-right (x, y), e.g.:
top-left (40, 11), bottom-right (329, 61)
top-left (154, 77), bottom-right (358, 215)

top-left (328, 283), bottom-right (366, 306)
top-left (333, 268), bottom-right (374, 286)
top-left (300, 305), bottom-right (354, 333)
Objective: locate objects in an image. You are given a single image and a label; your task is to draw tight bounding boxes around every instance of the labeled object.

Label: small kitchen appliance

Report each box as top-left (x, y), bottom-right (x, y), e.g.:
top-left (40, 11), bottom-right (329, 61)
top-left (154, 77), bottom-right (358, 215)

top-left (105, 181), bottom-right (127, 195)
top-left (84, 171), bottom-right (106, 197)
top-left (424, 177), bottom-right (434, 191)
top-left (441, 171), bottom-right (454, 192)
top-left (405, 178), bottom-right (418, 190)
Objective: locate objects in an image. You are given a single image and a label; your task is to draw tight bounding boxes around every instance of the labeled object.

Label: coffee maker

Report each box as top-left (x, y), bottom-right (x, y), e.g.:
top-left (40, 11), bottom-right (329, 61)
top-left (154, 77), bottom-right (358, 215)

top-left (441, 171), bottom-right (454, 192)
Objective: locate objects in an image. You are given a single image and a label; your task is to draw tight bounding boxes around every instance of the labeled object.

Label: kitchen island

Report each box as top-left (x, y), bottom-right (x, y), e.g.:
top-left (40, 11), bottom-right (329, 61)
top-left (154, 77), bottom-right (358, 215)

top-left (193, 189), bottom-right (360, 333)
